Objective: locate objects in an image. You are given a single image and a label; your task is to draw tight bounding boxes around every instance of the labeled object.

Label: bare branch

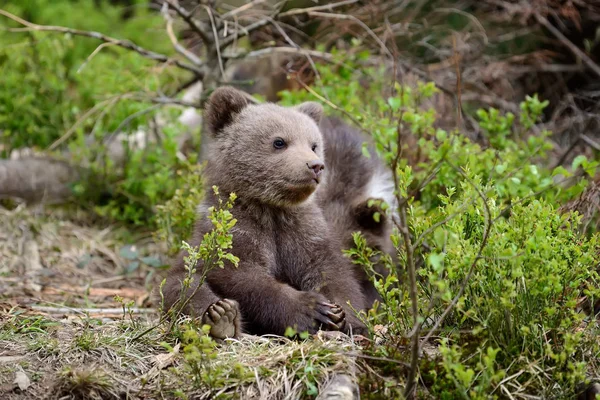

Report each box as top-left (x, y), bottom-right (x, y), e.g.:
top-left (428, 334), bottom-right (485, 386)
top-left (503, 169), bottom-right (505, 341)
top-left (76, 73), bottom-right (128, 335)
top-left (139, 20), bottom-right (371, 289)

top-left (161, 2), bottom-right (203, 66)
top-left (204, 5), bottom-right (225, 80)
top-left (306, 11), bottom-right (392, 58)
top-left (221, 0), bottom-right (267, 20)
top-left (278, 0), bottom-right (359, 17)
top-left (220, 18), bottom-right (272, 50)
top-left (223, 46), bottom-right (334, 61)
top-left (535, 12), bottom-right (600, 79)
top-left (29, 305), bottom-right (156, 315)
top-left (0, 8), bottom-right (204, 77)
top-left (161, 0), bottom-right (212, 46)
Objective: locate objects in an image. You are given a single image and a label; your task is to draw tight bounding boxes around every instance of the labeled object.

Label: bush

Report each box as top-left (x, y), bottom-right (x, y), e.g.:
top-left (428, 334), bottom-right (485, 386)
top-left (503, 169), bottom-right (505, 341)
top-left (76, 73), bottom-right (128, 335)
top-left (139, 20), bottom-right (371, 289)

top-left (281, 45), bottom-right (600, 398)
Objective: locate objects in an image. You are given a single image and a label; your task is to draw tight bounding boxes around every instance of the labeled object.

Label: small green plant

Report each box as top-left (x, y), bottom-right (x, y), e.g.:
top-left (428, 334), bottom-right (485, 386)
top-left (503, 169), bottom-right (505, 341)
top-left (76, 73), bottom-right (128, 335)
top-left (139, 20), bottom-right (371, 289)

top-left (54, 367), bottom-right (118, 400)
top-left (165, 186), bottom-right (239, 322)
top-left (155, 162), bottom-right (205, 255)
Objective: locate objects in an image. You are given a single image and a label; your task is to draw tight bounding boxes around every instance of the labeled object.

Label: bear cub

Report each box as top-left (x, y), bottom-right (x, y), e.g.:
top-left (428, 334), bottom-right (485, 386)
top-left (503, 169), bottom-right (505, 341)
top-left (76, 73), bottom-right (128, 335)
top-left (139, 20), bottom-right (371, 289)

top-left (162, 86), bottom-right (368, 339)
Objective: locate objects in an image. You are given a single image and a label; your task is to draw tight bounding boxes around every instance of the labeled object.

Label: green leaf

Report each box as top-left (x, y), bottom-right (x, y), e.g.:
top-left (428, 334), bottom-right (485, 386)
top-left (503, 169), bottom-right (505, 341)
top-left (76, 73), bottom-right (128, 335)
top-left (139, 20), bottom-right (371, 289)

top-left (361, 142), bottom-right (371, 158)
top-left (387, 96), bottom-right (401, 112)
top-left (428, 252), bottom-right (445, 272)
top-left (572, 155), bottom-right (588, 171)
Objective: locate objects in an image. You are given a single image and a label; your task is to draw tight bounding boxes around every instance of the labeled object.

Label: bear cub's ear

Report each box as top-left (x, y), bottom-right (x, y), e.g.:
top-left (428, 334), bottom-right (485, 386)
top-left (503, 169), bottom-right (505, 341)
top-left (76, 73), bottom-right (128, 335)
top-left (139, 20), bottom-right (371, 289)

top-left (295, 102), bottom-right (324, 124)
top-left (204, 86), bottom-right (250, 136)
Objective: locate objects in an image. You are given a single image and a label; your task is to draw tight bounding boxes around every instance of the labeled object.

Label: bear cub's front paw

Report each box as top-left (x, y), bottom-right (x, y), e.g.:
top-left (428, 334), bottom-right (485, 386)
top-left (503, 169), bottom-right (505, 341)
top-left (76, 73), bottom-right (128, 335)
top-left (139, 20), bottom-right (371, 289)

top-left (292, 292), bottom-right (347, 334)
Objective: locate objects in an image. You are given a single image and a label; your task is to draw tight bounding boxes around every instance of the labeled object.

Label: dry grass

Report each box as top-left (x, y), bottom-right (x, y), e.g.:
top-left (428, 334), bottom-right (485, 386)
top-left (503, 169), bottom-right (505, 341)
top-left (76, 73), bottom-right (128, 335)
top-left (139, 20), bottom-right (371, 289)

top-left (0, 205), bottom-right (364, 399)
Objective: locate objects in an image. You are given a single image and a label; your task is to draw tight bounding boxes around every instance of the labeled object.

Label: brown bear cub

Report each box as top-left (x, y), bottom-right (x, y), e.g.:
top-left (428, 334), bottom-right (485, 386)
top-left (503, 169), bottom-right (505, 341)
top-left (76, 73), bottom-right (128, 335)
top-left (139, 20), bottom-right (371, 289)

top-left (316, 117), bottom-right (397, 307)
top-left (162, 86), bottom-right (368, 340)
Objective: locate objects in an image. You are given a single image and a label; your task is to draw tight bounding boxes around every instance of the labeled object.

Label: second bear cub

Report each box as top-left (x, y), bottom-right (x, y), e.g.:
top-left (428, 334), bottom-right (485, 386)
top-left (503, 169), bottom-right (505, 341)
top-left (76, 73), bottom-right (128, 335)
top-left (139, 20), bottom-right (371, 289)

top-left (162, 86), bottom-right (368, 339)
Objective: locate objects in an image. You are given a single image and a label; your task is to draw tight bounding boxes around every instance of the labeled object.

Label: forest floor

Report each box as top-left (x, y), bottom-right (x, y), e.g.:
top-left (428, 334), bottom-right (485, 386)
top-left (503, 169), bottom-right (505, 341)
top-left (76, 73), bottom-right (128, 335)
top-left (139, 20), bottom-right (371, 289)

top-left (0, 206), bottom-right (364, 399)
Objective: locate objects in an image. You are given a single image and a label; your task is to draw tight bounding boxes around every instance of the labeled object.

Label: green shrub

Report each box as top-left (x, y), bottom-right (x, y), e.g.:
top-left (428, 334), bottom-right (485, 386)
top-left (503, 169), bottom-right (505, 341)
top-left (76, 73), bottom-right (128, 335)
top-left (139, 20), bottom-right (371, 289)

top-left (281, 45), bottom-right (600, 398)
top-left (0, 0), bottom-right (175, 152)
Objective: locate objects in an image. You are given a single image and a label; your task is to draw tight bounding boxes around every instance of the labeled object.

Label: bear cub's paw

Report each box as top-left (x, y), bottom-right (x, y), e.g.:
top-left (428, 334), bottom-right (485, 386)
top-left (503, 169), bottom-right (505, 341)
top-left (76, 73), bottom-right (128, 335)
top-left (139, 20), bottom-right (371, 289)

top-left (295, 292), bottom-right (347, 333)
top-left (202, 299), bottom-right (241, 340)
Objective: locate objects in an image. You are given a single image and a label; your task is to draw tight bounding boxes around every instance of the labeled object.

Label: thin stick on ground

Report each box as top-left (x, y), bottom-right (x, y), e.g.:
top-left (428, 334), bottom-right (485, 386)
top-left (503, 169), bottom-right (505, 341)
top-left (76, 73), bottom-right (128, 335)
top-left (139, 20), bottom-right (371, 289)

top-left (29, 305), bottom-right (157, 315)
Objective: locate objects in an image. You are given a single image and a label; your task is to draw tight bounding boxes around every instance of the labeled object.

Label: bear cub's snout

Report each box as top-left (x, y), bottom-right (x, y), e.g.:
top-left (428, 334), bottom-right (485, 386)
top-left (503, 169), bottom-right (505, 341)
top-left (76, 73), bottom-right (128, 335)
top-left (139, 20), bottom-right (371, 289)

top-left (307, 160), bottom-right (324, 182)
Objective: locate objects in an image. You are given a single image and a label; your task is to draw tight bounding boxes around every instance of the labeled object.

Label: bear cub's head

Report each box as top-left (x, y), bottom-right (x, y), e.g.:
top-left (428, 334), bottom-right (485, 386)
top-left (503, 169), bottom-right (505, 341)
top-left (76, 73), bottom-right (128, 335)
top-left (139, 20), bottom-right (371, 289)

top-left (204, 86), bottom-right (326, 207)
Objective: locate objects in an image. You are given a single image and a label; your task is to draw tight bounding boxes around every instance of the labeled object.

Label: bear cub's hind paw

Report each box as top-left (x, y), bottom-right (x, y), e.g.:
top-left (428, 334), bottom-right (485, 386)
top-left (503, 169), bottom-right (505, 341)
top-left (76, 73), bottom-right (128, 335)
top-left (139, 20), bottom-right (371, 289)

top-left (202, 299), bottom-right (241, 340)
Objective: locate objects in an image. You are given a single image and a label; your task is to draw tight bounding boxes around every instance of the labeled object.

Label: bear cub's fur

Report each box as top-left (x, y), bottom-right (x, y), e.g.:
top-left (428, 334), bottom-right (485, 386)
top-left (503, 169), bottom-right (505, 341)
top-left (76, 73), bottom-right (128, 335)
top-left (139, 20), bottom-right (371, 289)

top-left (162, 86), bottom-right (370, 339)
top-left (316, 116), bottom-right (397, 307)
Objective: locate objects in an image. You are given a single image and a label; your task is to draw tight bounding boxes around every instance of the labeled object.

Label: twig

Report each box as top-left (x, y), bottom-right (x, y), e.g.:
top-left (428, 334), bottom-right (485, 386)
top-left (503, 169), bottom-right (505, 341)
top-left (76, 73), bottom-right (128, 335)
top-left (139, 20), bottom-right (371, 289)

top-left (340, 352), bottom-right (411, 367)
top-left (161, 2), bottom-right (203, 66)
top-left (398, 201), bottom-right (419, 399)
top-left (535, 13), bottom-right (600, 79)
top-left (106, 104), bottom-right (163, 144)
top-left (0, 8), bottom-right (204, 77)
top-left (384, 84), bottom-right (420, 399)
top-left (219, 18), bottom-right (272, 49)
top-left (221, 0), bottom-right (267, 20)
top-left (162, 0), bottom-right (212, 46)
top-left (279, 0), bottom-right (359, 17)
top-left (223, 46), bottom-right (334, 61)
top-left (48, 94), bottom-right (131, 150)
top-left (452, 33), bottom-right (463, 130)
top-left (306, 11), bottom-right (392, 58)
top-left (29, 305), bottom-right (156, 315)
top-left (580, 134), bottom-right (600, 151)
top-left (294, 79), bottom-right (366, 134)
top-left (266, 17), bottom-right (321, 81)
top-left (204, 5), bottom-right (225, 80)
top-left (76, 42), bottom-right (116, 73)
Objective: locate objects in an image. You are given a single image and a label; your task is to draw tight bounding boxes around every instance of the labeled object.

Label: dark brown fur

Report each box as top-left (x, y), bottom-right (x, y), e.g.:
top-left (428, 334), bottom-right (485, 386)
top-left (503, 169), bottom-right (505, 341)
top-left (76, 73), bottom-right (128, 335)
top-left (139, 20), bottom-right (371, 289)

top-left (317, 117), bottom-right (397, 307)
top-left (162, 87), bottom-right (367, 338)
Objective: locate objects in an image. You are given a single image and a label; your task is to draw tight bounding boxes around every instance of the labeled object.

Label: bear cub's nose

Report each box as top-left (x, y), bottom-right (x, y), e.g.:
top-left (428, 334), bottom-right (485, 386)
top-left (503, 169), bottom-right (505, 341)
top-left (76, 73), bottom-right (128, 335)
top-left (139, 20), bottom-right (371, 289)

top-left (307, 160), bottom-right (324, 178)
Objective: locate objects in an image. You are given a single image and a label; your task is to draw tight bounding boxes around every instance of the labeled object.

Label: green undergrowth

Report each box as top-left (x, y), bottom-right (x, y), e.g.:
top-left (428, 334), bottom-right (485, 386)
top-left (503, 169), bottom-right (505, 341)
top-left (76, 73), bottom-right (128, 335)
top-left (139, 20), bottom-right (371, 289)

top-left (278, 45), bottom-right (600, 398)
top-left (0, 0), bottom-right (197, 226)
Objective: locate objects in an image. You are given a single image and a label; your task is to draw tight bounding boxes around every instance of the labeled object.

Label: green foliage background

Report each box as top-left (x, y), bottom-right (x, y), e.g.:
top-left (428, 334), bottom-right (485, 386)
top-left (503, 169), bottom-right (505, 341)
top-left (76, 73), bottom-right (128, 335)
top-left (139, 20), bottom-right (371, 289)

top-left (0, 0), bottom-right (200, 226)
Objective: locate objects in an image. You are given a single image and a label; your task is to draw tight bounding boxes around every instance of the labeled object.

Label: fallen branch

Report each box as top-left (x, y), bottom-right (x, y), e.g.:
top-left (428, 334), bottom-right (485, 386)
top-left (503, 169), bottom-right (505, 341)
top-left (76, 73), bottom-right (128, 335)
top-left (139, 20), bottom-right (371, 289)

top-left (29, 305), bottom-right (157, 315)
top-left (0, 158), bottom-right (80, 204)
top-left (42, 286), bottom-right (147, 299)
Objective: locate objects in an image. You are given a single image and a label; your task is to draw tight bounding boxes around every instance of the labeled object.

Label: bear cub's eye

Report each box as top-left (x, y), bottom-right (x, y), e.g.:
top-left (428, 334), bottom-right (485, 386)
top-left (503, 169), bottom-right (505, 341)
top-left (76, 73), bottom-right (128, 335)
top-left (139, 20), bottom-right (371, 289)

top-left (273, 138), bottom-right (286, 149)
top-left (311, 144), bottom-right (317, 152)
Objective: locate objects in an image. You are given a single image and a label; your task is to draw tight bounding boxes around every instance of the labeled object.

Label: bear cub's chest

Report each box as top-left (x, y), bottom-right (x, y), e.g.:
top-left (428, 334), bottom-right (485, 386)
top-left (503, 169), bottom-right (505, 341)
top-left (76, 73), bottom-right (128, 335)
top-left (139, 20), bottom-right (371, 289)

top-left (271, 216), bottom-right (332, 290)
